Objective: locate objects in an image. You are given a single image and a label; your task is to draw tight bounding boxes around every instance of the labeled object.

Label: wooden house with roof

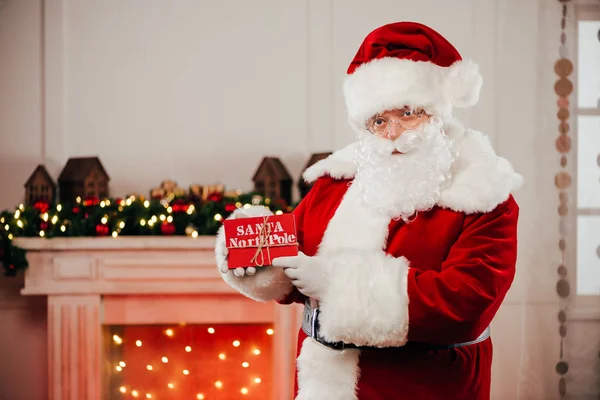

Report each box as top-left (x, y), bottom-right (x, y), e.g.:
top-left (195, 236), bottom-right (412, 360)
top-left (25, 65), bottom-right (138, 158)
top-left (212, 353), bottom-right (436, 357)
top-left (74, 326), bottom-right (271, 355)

top-left (252, 157), bottom-right (293, 205)
top-left (24, 165), bottom-right (57, 205)
top-left (298, 152), bottom-right (332, 199)
top-left (58, 157), bottom-right (109, 203)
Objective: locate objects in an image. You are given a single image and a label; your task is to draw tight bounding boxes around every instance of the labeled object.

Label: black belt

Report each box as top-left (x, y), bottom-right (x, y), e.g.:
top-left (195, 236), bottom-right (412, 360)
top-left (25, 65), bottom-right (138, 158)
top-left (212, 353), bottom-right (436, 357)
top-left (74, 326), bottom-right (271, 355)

top-left (302, 299), bottom-right (490, 351)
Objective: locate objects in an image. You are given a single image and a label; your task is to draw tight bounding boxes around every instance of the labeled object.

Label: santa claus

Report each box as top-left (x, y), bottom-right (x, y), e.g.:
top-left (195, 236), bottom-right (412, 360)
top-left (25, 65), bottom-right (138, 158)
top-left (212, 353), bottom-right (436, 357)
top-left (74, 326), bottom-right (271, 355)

top-left (215, 21), bottom-right (522, 400)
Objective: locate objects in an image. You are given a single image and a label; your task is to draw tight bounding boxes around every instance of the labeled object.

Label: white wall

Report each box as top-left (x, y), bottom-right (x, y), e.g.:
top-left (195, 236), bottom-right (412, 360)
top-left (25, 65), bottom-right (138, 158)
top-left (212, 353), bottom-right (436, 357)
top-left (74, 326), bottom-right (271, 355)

top-left (0, 0), bottom-right (43, 210)
top-left (0, 1), bottom-right (48, 399)
top-left (1, 0), bottom-right (598, 399)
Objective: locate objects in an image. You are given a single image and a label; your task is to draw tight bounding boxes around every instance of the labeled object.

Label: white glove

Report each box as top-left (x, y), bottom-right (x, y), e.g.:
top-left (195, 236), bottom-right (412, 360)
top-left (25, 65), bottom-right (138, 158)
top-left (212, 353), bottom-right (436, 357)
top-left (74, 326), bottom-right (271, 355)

top-left (215, 210), bottom-right (265, 278)
top-left (272, 252), bottom-right (331, 301)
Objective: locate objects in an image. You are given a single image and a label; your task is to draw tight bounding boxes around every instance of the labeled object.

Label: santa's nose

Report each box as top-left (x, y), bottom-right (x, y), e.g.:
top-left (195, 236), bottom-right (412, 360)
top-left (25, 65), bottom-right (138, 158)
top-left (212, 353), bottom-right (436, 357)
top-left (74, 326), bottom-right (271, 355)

top-left (386, 124), bottom-right (406, 140)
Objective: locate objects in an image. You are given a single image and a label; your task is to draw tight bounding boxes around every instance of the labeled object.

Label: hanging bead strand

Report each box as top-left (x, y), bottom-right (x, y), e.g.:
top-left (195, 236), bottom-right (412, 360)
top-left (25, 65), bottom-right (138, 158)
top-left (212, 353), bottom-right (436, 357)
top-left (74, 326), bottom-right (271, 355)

top-left (554, 1), bottom-right (573, 398)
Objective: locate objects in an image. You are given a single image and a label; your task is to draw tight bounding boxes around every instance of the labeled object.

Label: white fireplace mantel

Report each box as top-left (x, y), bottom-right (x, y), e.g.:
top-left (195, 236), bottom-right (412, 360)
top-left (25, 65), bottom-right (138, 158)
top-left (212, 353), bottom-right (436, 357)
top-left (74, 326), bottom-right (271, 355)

top-left (15, 236), bottom-right (302, 400)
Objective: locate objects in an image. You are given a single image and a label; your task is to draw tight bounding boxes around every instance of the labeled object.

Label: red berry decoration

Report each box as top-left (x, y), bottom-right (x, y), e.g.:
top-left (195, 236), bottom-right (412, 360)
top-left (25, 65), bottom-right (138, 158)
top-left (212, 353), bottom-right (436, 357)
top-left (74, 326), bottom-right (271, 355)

top-left (207, 192), bottom-right (223, 203)
top-left (225, 203), bottom-right (236, 212)
top-left (95, 224), bottom-right (109, 236)
top-left (160, 221), bottom-right (176, 235)
top-left (83, 196), bottom-right (100, 207)
top-left (40, 222), bottom-right (49, 231)
top-left (72, 207), bottom-right (80, 213)
top-left (33, 200), bottom-right (50, 213)
top-left (171, 199), bottom-right (189, 213)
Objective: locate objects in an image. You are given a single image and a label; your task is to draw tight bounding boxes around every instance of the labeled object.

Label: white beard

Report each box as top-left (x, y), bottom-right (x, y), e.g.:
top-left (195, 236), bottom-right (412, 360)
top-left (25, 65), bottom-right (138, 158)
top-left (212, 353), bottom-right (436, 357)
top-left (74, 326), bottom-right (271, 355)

top-left (353, 119), bottom-right (456, 221)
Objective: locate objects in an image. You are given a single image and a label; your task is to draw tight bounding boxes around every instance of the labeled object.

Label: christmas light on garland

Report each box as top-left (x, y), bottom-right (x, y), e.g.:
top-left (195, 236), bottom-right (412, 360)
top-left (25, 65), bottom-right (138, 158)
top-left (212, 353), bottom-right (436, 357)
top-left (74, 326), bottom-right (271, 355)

top-left (0, 191), bottom-right (291, 276)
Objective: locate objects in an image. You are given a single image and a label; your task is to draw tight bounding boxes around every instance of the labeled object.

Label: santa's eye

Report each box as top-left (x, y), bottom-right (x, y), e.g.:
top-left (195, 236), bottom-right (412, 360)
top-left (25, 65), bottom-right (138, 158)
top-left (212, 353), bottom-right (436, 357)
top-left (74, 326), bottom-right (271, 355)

top-left (403, 110), bottom-right (414, 117)
top-left (374, 118), bottom-right (386, 126)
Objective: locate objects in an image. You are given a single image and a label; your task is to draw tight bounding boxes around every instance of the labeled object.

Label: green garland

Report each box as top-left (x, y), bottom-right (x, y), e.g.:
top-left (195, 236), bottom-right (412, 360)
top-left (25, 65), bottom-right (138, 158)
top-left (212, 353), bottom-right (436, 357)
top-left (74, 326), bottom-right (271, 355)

top-left (0, 192), bottom-right (291, 277)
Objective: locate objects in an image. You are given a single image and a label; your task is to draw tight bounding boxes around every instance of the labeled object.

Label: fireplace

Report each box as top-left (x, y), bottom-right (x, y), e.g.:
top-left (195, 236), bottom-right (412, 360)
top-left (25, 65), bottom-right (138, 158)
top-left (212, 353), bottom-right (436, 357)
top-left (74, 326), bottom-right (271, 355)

top-left (16, 236), bottom-right (302, 400)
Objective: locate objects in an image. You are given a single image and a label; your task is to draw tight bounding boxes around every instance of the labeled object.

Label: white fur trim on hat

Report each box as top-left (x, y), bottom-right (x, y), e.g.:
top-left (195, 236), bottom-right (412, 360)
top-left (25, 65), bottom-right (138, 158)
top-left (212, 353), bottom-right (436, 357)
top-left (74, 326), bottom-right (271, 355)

top-left (343, 57), bottom-right (482, 127)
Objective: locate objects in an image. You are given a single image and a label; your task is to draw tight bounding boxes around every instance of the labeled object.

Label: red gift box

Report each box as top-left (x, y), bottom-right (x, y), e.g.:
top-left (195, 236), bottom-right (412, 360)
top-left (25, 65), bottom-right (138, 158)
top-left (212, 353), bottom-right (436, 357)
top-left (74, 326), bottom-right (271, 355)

top-left (223, 214), bottom-right (299, 269)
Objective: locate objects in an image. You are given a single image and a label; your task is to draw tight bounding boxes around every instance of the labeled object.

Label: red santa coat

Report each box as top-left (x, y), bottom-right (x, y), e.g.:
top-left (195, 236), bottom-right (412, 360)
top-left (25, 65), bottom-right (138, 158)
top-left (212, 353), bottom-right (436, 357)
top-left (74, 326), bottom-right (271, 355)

top-left (215, 126), bottom-right (522, 400)
top-left (281, 179), bottom-right (518, 399)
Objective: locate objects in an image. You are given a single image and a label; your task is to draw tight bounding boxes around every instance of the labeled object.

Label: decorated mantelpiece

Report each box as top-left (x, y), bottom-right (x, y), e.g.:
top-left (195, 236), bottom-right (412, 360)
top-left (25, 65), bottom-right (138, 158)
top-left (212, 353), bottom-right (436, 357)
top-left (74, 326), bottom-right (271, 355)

top-left (0, 189), bottom-right (289, 277)
top-left (1, 156), bottom-right (301, 277)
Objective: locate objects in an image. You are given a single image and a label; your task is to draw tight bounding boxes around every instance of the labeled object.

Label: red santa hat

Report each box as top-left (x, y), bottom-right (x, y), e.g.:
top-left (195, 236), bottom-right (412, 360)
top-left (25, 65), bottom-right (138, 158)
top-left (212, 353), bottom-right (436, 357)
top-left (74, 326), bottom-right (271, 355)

top-left (343, 21), bottom-right (482, 128)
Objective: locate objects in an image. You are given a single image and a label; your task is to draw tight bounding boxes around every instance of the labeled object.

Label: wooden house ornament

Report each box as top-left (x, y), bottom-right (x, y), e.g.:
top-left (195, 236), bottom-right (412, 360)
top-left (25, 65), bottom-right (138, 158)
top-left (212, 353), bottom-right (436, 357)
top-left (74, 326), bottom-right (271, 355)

top-left (252, 157), bottom-right (293, 205)
top-left (58, 157), bottom-right (110, 203)
top-left (298, 152), bottom-right (331, 199)
top-left (24, 165), bottom-right (57, 205)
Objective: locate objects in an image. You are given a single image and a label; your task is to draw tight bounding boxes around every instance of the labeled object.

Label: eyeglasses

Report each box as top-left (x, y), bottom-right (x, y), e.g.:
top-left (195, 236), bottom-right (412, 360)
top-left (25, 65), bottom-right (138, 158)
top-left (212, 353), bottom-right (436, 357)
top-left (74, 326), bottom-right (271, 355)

top-left (367, 108), bottom-right (428, 137)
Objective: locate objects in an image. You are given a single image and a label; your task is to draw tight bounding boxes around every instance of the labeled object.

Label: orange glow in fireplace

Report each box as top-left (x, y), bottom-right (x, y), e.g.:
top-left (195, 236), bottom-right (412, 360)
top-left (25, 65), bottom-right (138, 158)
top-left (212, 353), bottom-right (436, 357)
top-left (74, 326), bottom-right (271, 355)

top-left (106, 324), bottom-right (274, 399)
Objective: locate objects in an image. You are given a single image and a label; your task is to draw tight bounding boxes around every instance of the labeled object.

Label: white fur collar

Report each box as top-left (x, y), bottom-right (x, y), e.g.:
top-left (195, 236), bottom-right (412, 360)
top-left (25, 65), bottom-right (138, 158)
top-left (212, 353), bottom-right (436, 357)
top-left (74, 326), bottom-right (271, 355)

top-left (303, 123), bottom-right (523, 214)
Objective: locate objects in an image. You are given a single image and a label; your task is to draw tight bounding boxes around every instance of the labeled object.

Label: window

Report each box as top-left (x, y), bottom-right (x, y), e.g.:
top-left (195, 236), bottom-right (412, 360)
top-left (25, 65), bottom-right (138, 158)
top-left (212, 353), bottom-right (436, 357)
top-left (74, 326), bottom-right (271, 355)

top-left (575, 11), bottom-right (600, 296)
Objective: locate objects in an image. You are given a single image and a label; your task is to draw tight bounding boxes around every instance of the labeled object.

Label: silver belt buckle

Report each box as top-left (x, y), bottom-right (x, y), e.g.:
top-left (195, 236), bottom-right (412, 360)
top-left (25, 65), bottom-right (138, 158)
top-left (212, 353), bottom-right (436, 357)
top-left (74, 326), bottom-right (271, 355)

top-left (301, 299), bottom-right (318, 339)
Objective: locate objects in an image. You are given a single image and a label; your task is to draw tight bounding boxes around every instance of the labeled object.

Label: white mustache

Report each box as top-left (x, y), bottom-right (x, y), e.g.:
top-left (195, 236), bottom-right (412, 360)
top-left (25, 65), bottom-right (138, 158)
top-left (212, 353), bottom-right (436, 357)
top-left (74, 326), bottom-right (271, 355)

top-left (393, 130), bottom-right (423, 154)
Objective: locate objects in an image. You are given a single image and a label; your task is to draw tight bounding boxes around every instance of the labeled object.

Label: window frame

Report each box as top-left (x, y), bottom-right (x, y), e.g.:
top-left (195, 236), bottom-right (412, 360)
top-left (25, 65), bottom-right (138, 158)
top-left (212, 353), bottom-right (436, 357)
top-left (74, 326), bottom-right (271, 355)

top-left (570, 3), bottom-right (600, 321)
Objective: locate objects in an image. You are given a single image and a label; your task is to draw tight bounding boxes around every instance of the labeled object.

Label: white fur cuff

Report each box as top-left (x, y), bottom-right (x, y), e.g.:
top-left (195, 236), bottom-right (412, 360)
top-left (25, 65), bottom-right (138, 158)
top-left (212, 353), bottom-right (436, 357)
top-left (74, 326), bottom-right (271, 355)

top-left (318, 251), bottom-right (410, 347)
top-left (296, 337), bottom-right (360, 400)
top-left (215, 205), bottom-right (294, 302)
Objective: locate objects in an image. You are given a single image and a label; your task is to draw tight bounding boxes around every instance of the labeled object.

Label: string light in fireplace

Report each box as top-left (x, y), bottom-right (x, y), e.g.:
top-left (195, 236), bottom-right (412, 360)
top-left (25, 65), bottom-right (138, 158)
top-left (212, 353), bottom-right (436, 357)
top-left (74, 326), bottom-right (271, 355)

top-left (110, 325), bottom-right (274, 398)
